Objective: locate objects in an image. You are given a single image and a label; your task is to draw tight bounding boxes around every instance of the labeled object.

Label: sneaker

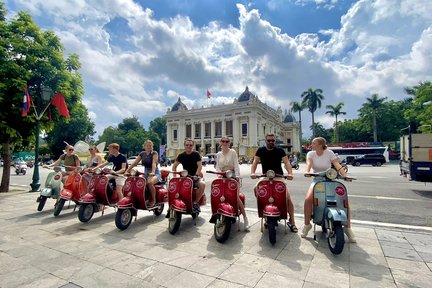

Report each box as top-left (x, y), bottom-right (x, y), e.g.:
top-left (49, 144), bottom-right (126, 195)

top-left (243, 217), bottom-right (250, 232)
top-left (192, 203), bottom-right (201, 213)
top-left (345, 227), bottom-right (357, 243)
top-left (301, 224), bottom-right (312, 238)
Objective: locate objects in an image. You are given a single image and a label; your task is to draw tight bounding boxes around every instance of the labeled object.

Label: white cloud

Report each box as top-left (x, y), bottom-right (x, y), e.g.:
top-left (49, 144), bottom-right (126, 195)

top-left (6, 0), bottom-right (432, 137)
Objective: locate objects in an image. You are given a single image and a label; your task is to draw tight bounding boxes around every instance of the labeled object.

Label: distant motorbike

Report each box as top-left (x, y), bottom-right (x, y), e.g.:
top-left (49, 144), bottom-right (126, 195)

top-left (290, 161), bottom-right (299, 170)
top-left (15, 161), bottom-right (28, 175)
top-left (305, 168), bottom-right (355, 255)
top-left (37, 166), bottom-right (63, 211)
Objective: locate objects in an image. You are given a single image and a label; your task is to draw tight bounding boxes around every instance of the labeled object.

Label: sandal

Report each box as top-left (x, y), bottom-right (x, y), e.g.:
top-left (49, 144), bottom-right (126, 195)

top-left (288, 223), bottom-right (298, 233)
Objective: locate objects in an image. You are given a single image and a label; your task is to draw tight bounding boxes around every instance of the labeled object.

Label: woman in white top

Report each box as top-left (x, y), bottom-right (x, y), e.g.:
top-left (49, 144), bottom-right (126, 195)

top-left (301, 137), bottom-right (356, 242)
top-left (86, 145), bottom-right (103, 168)
top-left (215, 136), bottom-right (249, 231)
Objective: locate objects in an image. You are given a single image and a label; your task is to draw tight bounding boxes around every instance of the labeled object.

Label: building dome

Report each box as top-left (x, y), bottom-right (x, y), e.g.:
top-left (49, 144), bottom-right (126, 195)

top-left (283, 113), bottom-right (296, 123)
top-left (238, 86), bottom-right (255, 102)
top-left (171, 97), bottom-right (188, 112)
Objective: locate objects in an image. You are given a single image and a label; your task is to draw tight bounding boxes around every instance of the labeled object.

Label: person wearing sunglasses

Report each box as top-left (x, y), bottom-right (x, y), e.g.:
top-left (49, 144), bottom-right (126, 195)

top-left (45, 144), bottom-right (81, 183)
top-left (250, 133), bottom-right (298, 233)
top-left (172, 138), bottom-right (206, 213)
top-left (212, 137), bottom-right (250, 231)
top-left (85, 146), bottom-right (103, 168)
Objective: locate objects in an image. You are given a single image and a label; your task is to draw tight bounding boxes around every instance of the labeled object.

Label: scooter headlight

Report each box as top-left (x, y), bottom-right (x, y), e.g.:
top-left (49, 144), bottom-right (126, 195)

top-left (130, 169), bottom-right (137, 176)
top-left (94, 168), bottom-right (102, 175)
top-left (180, 170), bottom-right (188, 177)
top-left (76, 167), bottom-right (83, 173)
top-left (266, 170), bottom-right (276, 178)
top-left (53, 166), bottom-right (62, 173)
top-left (326, 168), bottom-right (338, 180)
top-left (225, 170), bottom-right (235, 179)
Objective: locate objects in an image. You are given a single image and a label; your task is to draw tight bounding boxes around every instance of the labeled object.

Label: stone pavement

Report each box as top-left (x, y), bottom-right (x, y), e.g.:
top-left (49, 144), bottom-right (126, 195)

top-left (0, 190), bottom-right (431, 288)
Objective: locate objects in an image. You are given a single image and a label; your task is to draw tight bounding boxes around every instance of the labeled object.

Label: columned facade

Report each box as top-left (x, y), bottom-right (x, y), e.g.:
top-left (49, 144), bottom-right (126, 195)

top-left (164, 87), bottom-right (300, 159)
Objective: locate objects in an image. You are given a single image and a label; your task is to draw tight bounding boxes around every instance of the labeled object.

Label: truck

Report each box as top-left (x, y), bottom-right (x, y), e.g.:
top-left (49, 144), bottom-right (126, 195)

top-left (400, 130), bottom-right (432, 182)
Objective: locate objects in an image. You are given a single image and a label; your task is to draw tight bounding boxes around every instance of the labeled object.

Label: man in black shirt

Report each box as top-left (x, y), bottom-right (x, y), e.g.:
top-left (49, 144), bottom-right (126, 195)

top-left (251, 134), bottom-right (297, 232)
top-left (94, 143), bottom-right (127, 201)
top-left (172, 138), bottom-right (206, 213)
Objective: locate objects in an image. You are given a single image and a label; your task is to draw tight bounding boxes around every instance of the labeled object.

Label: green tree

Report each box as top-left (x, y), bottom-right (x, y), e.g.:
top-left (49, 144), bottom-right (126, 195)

top-left (0, 6), bottom-right (90, 191)
top-left (301, 88), bottom-right (324, 138)
top-left (149, 117), bottom-right (167, 144)
top-left (310, 122), bottom-right (333, 143)
top-left (325, 102), bottom-right (346, 143)
top-left (404, 81), bottom-right (432, 132)
top-left (290, 101), bottom-right (306, 144)
top-left (359, 94), bottom-right (387, 142)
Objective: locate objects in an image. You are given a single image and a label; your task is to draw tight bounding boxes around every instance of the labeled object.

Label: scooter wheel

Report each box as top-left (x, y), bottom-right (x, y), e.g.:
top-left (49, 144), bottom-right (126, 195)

top-left (37, 196), bottom-right (47, 211)
top-left (115, 209), bottom-right (132, 230)
top-left (168, 210), bottom-right (181, 235)
top-left (214, 215), bottom-right (232, 243)
top-left (153, 204), bottom-right (164, 216)
top-left (53, 199), bottom-right (65, 217)
top-left (78, 203), bottom-right (95, 223)
top-left (267, 218), bottom-right (277, 245)
top-left (328, 222), bottom-right (344, 255)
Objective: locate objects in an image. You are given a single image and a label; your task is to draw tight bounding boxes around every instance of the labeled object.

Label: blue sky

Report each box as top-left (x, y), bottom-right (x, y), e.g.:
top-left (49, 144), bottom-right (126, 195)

top-left (4, 0), bottom-right (432, 138)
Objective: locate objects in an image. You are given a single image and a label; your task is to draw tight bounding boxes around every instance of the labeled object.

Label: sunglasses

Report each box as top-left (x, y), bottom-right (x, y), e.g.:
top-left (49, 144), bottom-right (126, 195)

top-left (68, 148), bottom-right (74, 151)
top-left (266, 139), bottom-right (275, 143)
top-left (88, 148), bottom-right (94, 151)
top-left (185, 144), bottom-right (193, 147)
top-left (221, 140), bottom-right (230, 143)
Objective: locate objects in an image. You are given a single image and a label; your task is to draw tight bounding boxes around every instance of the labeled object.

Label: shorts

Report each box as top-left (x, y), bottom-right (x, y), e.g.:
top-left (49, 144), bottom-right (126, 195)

top-left (144, 167), bottom-right (162, 181)
top-left (108, 175), bottom-right (126, 187)
top-left (193, 177), bottom-right (204, 188)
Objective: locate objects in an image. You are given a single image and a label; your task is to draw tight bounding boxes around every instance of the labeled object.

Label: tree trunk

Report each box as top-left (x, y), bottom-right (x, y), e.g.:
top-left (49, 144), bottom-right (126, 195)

top-left (335, 115), bottom-right (339, 143)
top-left (373, 112), bottom-right (378, 142)
top-left (0, 140), bottom-right (11, 192)
top-left (311, 112), bottom-right (315, 138)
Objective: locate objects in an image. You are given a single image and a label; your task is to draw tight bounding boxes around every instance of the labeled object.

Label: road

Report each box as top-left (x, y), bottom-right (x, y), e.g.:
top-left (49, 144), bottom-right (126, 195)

top-left (4, 162), bottom-right (432, 227)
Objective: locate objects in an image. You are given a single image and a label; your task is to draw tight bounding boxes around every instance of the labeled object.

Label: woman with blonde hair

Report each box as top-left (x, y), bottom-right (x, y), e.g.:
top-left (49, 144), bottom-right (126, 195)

top-left (86, 145), bottom-right (102, 168)
top-left (302, 137), bottom-right (356, 242)
top-left (126, 140), bottom-right (161, 207)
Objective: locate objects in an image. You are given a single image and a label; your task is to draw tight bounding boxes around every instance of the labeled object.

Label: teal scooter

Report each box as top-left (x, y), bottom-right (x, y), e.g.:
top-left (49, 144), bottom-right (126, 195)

top-left (305, 168), bottom-right (355, 255)
top-left (37, 166), bottom-right (63, 211)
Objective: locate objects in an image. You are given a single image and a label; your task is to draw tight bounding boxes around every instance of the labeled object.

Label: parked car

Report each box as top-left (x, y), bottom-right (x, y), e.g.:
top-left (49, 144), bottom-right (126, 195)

top-left (201, 156), bottom-right (209, 165)
top-left (206, 153), bottom-right (217, 164)
top-left (127, 156), bottom-right (139, 165)
top-left (351, 154), bottom-right (386, 166)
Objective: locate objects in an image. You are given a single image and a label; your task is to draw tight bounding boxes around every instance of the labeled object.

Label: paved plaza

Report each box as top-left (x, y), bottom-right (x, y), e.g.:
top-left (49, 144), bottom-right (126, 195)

top-left (0, 188), bottom-right (431, 288)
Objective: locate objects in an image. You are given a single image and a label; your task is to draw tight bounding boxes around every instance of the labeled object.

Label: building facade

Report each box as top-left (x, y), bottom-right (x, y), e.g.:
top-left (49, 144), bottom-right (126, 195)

top-left (164, 87), bottom-right (300, 159)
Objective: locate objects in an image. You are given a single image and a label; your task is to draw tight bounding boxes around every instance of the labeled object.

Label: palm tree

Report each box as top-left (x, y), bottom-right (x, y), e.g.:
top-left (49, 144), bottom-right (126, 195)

top-left (290, 101), bottom-right (306, 147)
top-left (325, 102), bottom-right (346, 143)
top-left (360, 94), bottom-right (387, 142)
top-left (301, 88), bottom-right (324, 138)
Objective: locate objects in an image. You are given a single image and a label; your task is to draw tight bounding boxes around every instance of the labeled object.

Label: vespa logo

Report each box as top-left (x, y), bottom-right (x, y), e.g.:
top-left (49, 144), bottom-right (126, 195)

top-left (124, 181), bottom-right (131, 192)
top-left (88, 179), bottom-right (95, 189)
top-left (169, 182), bottom-right (177, 193)
top-left (335, 186), bottom-right (346, 197)
top-left (54, 175), bottom-right (61, 181)
top-left (183, 180), bottom-right (192, 188)
top-left (136, 179), bottom-right (145, 189)
top-left (212, 187), bottom-right (221, 197)
top-left (99, 177), bottom-right (107, 185)
top-left (274, 183), bottom-right (285, 193)
top-left (228, 181), bottom-right (237, 190)
top-left (74, 175), bottom-right (81, 183)
top-left (258, 186), bottom-right (268, 197)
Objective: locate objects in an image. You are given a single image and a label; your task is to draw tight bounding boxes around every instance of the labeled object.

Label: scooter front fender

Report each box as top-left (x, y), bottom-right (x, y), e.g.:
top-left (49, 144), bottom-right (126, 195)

top-left (80, 192), bottom-right (96, 204)
top-left (171, 199), bottom-right (187, 212)
top-left (217, 202), bottom-right (235, 217)
top-left (326, 207), bottom-right (348, 225)
top-left (263, 204), bottom-right (280, 218)
top-left (117, 196), bottom-right (133, 208)
top-left (40, 188), bottom-right (53, 197)
top-left (60, 188), bottom-right (74, 200)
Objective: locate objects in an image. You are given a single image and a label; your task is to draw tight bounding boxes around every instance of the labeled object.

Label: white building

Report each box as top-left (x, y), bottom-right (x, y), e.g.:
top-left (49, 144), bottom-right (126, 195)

top-left (164, 87), bottom-right (300, 159)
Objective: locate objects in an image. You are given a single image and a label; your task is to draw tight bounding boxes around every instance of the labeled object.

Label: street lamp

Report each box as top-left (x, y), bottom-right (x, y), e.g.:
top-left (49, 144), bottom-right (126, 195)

top-left (30, 86), bottom-right (53, 192)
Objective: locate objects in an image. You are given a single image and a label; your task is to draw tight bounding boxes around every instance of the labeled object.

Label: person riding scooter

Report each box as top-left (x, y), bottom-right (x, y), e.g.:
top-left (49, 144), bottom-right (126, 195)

top-left (45, 145), bottom-right (80, 183)
top-left (15, 160), bottom-right (28, 175)
top-left (301, 137), bottom-right (356, 243)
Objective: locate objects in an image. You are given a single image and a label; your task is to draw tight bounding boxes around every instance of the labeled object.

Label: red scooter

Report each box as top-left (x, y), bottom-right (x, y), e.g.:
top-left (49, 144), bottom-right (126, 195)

top-left (53, 167), bottom-right (87, 217)
top-left (255, 170), bottom-right (292, 245)
top-left (207, 170), bottom-right (246, 243)
top-left (167, 170), bottom-right (206, 235)
top-left (115, 169), bottom-right (169, 230)
top-left (78, 168), bottom-right (122, 223)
